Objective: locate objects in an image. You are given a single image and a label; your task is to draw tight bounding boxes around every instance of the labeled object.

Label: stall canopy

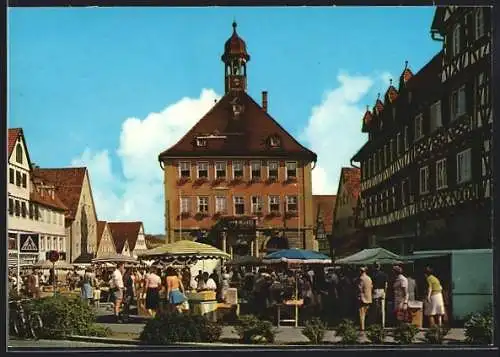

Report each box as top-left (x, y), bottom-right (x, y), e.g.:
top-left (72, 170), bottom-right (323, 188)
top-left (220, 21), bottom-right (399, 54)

top-left (34, 260), bottom-right (74, 270)
top-left (226, 255), bottom-right (262, 266)
top-left (335, 248), bottom-right (407, 265)
top-left (91, 253), bottom-right (139, 264)
top-left (263, 248), bottom-right (332, 264)
top-left (138, 240), bottom-right (230, 260)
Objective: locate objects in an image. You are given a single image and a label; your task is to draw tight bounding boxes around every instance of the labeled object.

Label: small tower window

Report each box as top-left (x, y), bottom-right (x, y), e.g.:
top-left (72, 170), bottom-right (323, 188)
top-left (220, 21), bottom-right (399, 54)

top-left (16, 143), bottom-right (23, 164)
top-left (196, 138), bottom-right (207, 147)
top-left (269, 135), bottom-right (281, 148)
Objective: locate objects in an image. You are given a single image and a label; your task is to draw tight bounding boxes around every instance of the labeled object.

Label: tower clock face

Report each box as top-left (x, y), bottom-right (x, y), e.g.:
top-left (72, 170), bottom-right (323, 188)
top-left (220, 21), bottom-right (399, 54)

top-left (231, 76), bottom-right (241, 88)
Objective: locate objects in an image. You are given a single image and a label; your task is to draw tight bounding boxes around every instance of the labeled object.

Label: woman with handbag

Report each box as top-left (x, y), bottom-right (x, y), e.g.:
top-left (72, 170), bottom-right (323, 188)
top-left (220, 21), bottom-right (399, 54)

top-left (392, 265), bottom-right (410, 324)
top-left (166, 267), bottom-right (186, 313)
top-left (423, 267), bottom-right (445, 327)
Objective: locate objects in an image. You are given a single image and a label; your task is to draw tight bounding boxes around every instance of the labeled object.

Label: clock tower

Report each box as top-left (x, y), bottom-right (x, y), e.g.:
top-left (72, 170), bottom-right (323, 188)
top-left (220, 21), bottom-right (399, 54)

top-left (221, 22), bottom-right (250, 93)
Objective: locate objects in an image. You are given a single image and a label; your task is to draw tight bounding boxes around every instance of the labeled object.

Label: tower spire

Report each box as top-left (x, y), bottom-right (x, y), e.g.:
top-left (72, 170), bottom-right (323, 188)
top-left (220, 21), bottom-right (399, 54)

top-left (222, 21), bottom-right (250, 93)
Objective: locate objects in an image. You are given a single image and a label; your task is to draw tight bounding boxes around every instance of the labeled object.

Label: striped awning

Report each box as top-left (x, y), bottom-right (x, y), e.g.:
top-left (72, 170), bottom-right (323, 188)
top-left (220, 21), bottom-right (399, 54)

top-left (138, 240), bottom-right (230, 260)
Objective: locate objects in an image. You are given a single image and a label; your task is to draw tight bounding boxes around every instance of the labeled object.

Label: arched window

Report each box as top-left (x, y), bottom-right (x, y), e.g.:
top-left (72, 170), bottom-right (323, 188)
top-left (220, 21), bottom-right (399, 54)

top-left (475, 8), bottom-right (484, 39)
top-left (16, 143), bottom-right (23, 164)
top-left (452, 24), bottom-right (461, 57)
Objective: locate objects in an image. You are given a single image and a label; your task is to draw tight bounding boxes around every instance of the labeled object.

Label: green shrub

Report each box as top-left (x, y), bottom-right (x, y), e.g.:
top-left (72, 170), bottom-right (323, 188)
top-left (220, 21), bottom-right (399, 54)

top-left (366, 324), bottom-right (386, 344)
top-left (23, 295), bottom-right (100, 339)
top-left (423, 325), bottom-right (450, 344)
top-left (393, 323), bottom-right (419, 345)
top-left (234, 314), bottom-right (276, 344)
top-left (139, 312), bottom-right (222, 345)
top-left (335, 319), bottom-right (358, 344)
top-left (464, 311), bottom-right (493, 345)
top-left (85, 325), bottom-right (112, 337)
top-left (302, 318), bottom-right (327, 344)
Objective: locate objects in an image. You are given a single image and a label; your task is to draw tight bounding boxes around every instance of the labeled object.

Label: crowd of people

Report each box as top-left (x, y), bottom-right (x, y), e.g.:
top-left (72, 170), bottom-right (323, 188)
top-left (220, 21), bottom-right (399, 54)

top-left (8, 261), bottom-right (447, 329)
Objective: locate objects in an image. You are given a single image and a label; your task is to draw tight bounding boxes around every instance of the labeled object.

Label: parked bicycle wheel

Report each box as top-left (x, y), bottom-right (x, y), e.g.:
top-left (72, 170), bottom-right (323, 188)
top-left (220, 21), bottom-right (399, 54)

top-left (28, 313), bottom-right (43, 340)
top-left (10, 314), bottom-right (20, 336)
top-left (16, 314), bottom-right (27, 338)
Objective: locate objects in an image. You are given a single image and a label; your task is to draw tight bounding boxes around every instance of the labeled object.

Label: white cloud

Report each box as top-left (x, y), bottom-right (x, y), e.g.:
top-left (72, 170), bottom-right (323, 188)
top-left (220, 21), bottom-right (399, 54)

top-left (301, 71), bottom-right (392, 195)
top-left (71, 89), bottom-right (220, 233)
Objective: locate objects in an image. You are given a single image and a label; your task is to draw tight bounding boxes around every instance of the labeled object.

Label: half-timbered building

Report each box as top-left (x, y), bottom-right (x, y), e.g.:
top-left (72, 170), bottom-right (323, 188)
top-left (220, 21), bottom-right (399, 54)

top-left (351, 6), bottom-right (492, 255)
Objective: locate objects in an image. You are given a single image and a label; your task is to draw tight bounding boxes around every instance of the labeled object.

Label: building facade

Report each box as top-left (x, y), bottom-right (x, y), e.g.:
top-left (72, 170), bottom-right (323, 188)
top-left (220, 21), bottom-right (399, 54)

top-left (7, 128), bottom-right (68, 265)
top-left (351, 6), bottom-right (492, 255)
top-left (312, 195), bottom-right (336, 255)
top-left (158, 22), bottom-right (317, 257)
top-left (33, 167), bottom-right (99, 263)
top-left (96, 221), bottom-right (117, 256)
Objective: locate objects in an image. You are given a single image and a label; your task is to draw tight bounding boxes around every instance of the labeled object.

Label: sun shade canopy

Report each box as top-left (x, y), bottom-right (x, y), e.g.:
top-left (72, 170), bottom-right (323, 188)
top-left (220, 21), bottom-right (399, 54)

top-left (138, 240), bottom-right (230, 260)
top-left (91, 253), bottom-right (139, 264)
top-left (263, 248), bottom-right (332, 264)
top-left (335, 248), bottom-right (408, 265)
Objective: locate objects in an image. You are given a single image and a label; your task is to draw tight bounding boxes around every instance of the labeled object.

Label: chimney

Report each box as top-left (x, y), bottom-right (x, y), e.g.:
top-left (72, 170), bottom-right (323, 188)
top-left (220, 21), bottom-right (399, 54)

top-left (262, 91), bottom-right (268, 112)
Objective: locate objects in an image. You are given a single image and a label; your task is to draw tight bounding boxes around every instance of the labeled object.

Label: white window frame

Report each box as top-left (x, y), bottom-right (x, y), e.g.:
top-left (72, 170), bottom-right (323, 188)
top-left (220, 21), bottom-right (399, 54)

top-left (430, 100), bottom-right (442, 132)
top-left (457, 148), bottom-right (472, 184)
top-left (250, 161), bottom-right (262, 179)
top-left (196, 137), bottom-right (207, 147)
top-left (178, 161), bottom-right (191, 178)
top-left (40, 236), bottom-right (45, 251)
top-left (419, 166), bottom-right (429, 194)
top-left (197, 161), bottom-right (209, 179)
top-left (215, 196), bottom-right (227, 213)
top-left (436, 159), bottom-right (448, 190)
top-left (414, 114), bottom-right (424, 141)
top-left (251, 196), bottom-right (263, 214)
top-left (285, 161), bottom-right (297, 179)
top-left (396, 132), bottom-right (401, 154)
top-left (215, 161), bottom-right (227, 179)
top-left (197, 196), bottom-right (209, 213)
top-left (451, 85), bottom-right (467, 121)
top-left (475, 8), bottom-right (484, 40)
top-left (286, 195), bottom-right (298, 212)
top-left (269, 195), bottom-right (281, 212)
top-left (452, 24), bottom-right (461, 57)
top-left (404, 126), bottom-right (409, 151)
top-left (180, 197), bottom-right (190, 213)
top-left (267, 161), bottom-right (279, 179)
top-left (233, 196), bottom-right (245, 215)
top-left (232, 160), bottom-right (244, 178)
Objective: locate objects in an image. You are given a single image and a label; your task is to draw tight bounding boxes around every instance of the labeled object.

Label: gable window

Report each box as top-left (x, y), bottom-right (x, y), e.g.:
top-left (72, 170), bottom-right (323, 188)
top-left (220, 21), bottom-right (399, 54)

top-left (179, 161), bottom-right (191, 178)
top-left (396, 132), bottom-right (401, 155)
top-left (414, 114), bottom-right (423, 141)
top-left (15, 200), bottom-right (20, 217)
top-left (430, 101), bottom-right (442, 132)
top-left (452, 24), bottom-right (461, 57)
top-left (286, 196), bottom-right (298, 212)
top-left (215, 196), bottom-right (227, 214)
top-left (286, 161), bottom-right (297, 179)
top-left (475, 8), bottom-right (485, 40)
top-left (451, 85), bottom-right (467, 120)
top-left (16, 143), bottom-right (23, 164)
top-left (197, 162), bottom-right (209, 179)
top-left (457, 148), bottom-right (472, 184)
top-left (232, 161), bottom-right (244, 178)
top-left (9, 168), bottom-right (14, 184)
top-left (436, 159), bottom-right (448, 190)
top-left (8, 198), bottom-right (14, 215)
top-left (215, 161), bottom-right (227, 179)
top-left (250, 161), bottom-right (261, 179)
top-left (196, 137), bottom-right (207, 147)
top-left (251, 196), bottom-right (263, 214)
top-left (197, 196), bottom-right (209, 213)
top-left (404, 126), bottom-right (409, 151)
top-left (180, 197), bottom-right (190, 213)
top-left (233, 196), bottom-right (245, 215)
top-left (269, 196), bottom-right (281, 213)
top-left (419, 166), bottom-right (429, 194)
top-left (16, 171), bottom-right (21, 186)
top-left (267, 161), bottom-right (279, 179)
top-left (22, 173), bottom-right (27, 188)
top-left (269, 136), bottom-right (281, 148)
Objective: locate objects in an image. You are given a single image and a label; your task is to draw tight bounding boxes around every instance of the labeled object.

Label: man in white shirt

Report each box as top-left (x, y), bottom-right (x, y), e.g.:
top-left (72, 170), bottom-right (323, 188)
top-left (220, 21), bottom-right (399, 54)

top-left (110, 262), bottom-right (125, 322)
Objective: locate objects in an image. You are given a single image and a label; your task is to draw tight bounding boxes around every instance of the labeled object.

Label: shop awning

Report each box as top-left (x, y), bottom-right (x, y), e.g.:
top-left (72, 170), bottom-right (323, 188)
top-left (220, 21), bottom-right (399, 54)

top-left (335, 247), bottom-right (408, 265)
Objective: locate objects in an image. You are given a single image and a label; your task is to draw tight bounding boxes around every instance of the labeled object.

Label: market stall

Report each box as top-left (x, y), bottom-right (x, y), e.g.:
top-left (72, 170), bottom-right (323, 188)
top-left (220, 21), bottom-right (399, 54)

top-left (263, 248), bottom-right (332, 327)
top-left (334, 247), bottom-right (408, 265)
top-left (138, 240), bottom-right (231, 319)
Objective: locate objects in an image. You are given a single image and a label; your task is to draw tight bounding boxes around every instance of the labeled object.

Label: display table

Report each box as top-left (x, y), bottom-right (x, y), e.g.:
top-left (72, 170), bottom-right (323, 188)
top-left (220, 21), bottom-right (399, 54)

top-left (187, 291), bottom-right (218, 322)
top-left (277, 299), bottom-right (304, 327)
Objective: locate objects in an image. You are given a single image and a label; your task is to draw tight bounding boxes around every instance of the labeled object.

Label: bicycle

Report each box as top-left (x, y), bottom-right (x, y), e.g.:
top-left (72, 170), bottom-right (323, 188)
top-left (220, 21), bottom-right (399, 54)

top-left (9, 299), bottom-right (44, 340)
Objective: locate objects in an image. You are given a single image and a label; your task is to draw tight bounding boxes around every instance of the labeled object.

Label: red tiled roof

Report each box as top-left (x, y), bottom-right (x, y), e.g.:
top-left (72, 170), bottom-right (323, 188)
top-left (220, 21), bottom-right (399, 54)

top-left (159, 91), bottom-right (316, 162)
top-left (341, 167), bottom-right (361, 200)
top-left (97, 221), bottom-right (107, 249)
top-left (32, 167), bottom-right (87, 220)
top-left (30, 186), bottom-right (68, 212)
top-left (8, 128), bottom-right (22, 157)
top-left (108, 222), bottom-right (143, 253)
top-left (312, 195), bottom-right (336, 234)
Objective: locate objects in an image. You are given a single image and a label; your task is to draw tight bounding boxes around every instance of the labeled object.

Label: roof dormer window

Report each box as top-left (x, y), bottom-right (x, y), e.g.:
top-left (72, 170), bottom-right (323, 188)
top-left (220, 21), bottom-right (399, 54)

top-left (268, 135), bottom-right (281, 148)
top-left (196, 138), bottom-right (207, 147)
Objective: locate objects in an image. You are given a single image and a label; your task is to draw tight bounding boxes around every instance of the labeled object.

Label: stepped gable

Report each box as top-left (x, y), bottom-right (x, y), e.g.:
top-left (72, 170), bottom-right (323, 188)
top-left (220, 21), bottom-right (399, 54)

top-left (108, 221), bottom-right (143, 252)
top-left (159, 91), bottom-right (317, 162)
top-left (32, 167), bottom-right (87, 220)
top-left (313, 195), bottom-right (337, 234)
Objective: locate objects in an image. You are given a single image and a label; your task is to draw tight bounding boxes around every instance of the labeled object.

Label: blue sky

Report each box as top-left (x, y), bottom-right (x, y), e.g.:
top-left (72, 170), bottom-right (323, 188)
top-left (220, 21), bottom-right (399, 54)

top-left (8, 7), bottom-right (442, 233)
